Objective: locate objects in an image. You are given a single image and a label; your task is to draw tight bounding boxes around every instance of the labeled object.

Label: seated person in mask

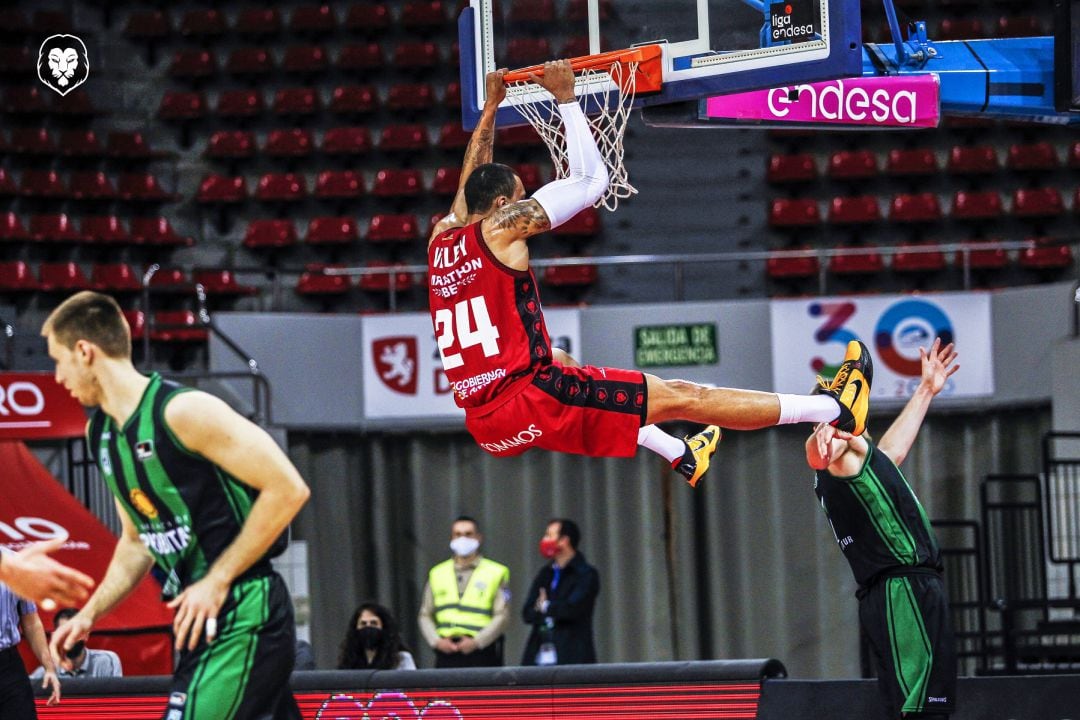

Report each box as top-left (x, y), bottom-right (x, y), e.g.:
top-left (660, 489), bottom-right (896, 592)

top-left (338, 602), bottom-right (415, 670)
top-left (32, 608), bottom-right (122, 678)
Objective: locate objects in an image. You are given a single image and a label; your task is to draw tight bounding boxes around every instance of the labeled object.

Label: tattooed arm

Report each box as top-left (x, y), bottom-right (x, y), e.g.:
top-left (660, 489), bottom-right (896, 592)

top-left (428, 70), bottom-right (507, 245)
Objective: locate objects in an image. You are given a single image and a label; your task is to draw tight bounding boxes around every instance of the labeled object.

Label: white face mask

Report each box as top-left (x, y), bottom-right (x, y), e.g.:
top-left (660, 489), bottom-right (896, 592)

top-left (449, 537), bottom-right (480, 557)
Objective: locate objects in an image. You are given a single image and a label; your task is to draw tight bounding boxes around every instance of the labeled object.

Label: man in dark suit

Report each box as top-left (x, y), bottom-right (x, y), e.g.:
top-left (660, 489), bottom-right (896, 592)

top-left (521, 519), bottom-right (600, 665)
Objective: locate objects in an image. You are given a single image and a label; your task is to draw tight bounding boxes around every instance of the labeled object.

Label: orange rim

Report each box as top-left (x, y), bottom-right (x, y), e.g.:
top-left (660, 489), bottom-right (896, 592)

top-left (502, 44), bottom-right (663, 95)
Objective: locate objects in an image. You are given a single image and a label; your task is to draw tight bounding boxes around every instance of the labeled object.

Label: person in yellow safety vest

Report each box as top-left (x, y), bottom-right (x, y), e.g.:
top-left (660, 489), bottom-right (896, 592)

top-left (417, 516), bottom-right (510, 668)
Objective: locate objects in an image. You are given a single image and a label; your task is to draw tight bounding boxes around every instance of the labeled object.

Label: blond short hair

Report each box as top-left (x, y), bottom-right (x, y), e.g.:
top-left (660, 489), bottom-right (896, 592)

top-left (42, 291), bottom-right (131, 358)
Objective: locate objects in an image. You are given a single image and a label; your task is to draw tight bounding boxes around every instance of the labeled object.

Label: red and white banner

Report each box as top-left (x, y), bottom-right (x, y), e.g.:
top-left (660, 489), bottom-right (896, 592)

top-left (0, 372), bottom-right (87, 440)
top-left (705, 74), bottom-right (941, 128)
top-left (362, 310), bottom-right (582, 419)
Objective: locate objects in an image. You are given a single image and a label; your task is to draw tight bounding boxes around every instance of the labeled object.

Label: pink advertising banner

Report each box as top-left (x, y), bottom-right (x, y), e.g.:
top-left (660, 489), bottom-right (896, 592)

top-left (704, 74), bottom-right (941, 128)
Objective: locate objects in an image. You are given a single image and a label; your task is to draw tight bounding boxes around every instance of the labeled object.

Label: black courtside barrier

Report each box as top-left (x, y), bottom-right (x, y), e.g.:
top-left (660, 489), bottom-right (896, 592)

top-left (34, 659), bottom-right (786, 718)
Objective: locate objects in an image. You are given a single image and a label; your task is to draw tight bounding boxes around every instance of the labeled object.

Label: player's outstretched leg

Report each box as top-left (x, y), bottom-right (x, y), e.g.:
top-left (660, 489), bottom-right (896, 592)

top-left (672, 425), bottom-right (722, 488)
top-left (816, 340), bottom-right (874, 436)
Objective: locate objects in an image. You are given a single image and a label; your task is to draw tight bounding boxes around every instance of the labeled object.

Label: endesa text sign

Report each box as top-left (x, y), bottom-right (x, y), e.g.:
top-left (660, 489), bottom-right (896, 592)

top-left (703, 74), bottom-right (941, 128)
top-left (0, 372), bottom-right (87, 439)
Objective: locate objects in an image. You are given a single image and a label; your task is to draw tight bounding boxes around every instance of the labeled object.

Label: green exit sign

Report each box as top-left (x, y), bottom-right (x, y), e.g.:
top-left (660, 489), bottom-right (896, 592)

top-left (634, 324), bottom-right (718, 368)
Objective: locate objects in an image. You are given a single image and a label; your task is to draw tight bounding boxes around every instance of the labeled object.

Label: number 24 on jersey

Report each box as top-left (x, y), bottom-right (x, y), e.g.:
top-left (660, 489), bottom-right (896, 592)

top-left (435, 297), bottom-right (502, 369)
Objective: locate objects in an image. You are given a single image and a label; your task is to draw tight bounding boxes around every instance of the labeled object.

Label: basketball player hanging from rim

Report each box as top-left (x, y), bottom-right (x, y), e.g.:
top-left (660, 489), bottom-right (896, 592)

top-left (428, 61), bottom-right (872, 486)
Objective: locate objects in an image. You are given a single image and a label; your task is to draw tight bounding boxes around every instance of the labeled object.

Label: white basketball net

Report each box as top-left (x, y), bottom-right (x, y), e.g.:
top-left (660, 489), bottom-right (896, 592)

top-left (506, 61), bottom-right (639, 212)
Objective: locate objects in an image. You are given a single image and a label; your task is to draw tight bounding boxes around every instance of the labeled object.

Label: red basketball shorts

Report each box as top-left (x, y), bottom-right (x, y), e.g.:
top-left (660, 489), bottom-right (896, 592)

top-left (464, 363), bottom-right (647, 459)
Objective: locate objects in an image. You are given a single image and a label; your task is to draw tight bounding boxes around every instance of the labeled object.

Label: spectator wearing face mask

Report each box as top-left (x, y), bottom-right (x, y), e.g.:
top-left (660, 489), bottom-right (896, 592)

top-left (521, 519), bottom-right (599, 666)
top-left (417, 516), bottom-right (510, 668)
top-left (31, 608), bottom-right (122, 679)
top-left (338, 602), bottom-right (415, 671)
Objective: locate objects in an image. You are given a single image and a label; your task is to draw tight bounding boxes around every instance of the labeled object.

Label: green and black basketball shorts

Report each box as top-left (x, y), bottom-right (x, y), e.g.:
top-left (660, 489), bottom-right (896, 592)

top-left (164, 572), bottom-right (301, 720)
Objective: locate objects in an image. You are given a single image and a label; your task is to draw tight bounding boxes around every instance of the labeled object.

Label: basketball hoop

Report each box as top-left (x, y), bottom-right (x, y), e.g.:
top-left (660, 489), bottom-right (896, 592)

top-left (502, 45), bottom-right (663, 213)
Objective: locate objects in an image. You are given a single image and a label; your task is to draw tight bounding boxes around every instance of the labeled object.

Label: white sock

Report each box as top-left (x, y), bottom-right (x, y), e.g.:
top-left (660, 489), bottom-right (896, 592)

top-left (637, 425), bottom-right (687, 464)
top-left (776, 394), bottom-right (841, 425)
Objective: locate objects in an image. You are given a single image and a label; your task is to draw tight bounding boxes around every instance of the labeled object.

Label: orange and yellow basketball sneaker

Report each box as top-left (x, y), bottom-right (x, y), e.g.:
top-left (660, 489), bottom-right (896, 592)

top-left (817, 340), bottom-right (873, 436)
top-left (673, 425), bottom-right (722, 488)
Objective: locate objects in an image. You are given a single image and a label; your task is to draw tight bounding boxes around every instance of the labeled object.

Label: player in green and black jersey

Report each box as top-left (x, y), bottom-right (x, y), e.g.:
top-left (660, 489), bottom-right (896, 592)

top-left (41, 291), bottom-right (310, 720)
top-left (806, 338), bottom-right (959, 719)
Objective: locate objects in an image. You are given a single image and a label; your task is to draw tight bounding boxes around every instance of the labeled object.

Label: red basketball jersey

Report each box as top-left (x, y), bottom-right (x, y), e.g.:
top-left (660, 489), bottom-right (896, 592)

top-left (428, 221), bottom-right (552, 408)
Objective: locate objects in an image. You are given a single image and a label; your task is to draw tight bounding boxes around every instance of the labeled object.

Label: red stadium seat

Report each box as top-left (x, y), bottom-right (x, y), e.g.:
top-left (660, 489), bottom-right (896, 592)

top-left (197, 175), bottom-right (247, 204)
top-left (226, 47), bottom-right (274, 77)
top-left (297, 265), bottom-right (350, 295)
top-left (512, 163), bottom-right (544, 192)
top-left (322, 126), bottom-right (373, 155)
top-left (39, 262), bottom-right (91, 291)
top-left (159, 90), bottom-right (206, 120)
top-left (81, 216), bottom-right (130, 244)
top-left (509, 0), bottom-right (556, 24)
top-left (394, 41), bottom-right (441, 69)
top-left (1006, 142), bottom-right (1059, 171)
top-left (52, 89), bottom-right (94, 116)
top-left (91, 263), bottom-right (142, 292)
top-left (330, 85), bottom-right (378, 115)
top-left (30, 214), bottom-right (81, 243)
top-left (306, 216), bottom-right (360, 245)
top-left (1068, 142), bottom-right (1080, 169)
top-left (766, 250), bottom-right (819, 279)
top-left (566, 0), bottom-right (613, 21)
top-left (147, 268), bottom-right (191, 292)
top-left (0, 45), bottom-right (31, 76)
top-left (264, 129), bottom-right (314, 158)
top-left (437, 122), bottom-right (471, 151)
top-left (244, 219), bottom-right (297, 249)
top-left (256, 173), bottom-right (308, 203)
top-left (432, 166), bottom-right (462, 196)
top-left (401, 1), bottom-right (447, 30)
top-left (498, 125), bottom-right (543, 147)
top-left (130, 217), bottom-right (193, 246)
top-left (344, 3), bottom-right (390, 33)
top-left (4, 86), bottom-right (46, 114)
top-left (444, 81), bottom-right (462, 109)
top-left (827, 150), bottom-right (878, 180)
top-left (194, 269), bottom-right (257, 296)
top-left (151, 311), bottom-right (208, 343)
top-left (372, 169), bottom-right (424, 198)
top-left (506, 38), bottom-right (552, 67)
top-left (947, 145), bottom-right (998, 175)
top-left (33, 10), bottom-right (72, 34)
top-left (827, 195), bottom-right (881, 225)
top-left (0, 261), bottom-right (38, 291)
top-left (1018, 239), bottom-right (1074, 270)
top-left (20, 170), bottom-right (66, 199)
top-left (10, 127), bottom-right (55, 155)
top-left (358, 261), bottom-right (413, 292)
top-left (118, 173), bottom-right (177, 202)
top-left (768, 198), bottom-right (820, 227)
top-left (955, 241), bottom-right (1008, 271)
top-left (885, 148), bottom-right (938, 176)
top-left (273, 87), bottom-right (320, 116)
top-left (69, 171), bottom-right (118, 201)
top-left (937, 18), bottom-right (984, 40)
top-left (124, 10), bottom-right (171, 40)
top-left (552, 208), bottom-right (602, 237)
top-left (767, 153), bottom-right (816, 184)
top-left (892, 243), bottom-right (946, 273)
top-left (543, 262), bottom-right (598, 288)
top-left (387, 83), bottom-right (436, 112)
top-left (61, 129), bottom-right (105, 158)
top-left (828, 246), bottom-right (885, 275)
top-left (315, 170), bottom-right (365, 200)
top-left (338, 43), bottom-right (384, 71)
top-left (282, 45), bottom-right (328, 74)
top-left (379, 124), bottom-right (429, 153)
top-left (124, 311), bottom-right (146, 341)
top-left (168, 49), bottom-right (216, 80)
top-left (217, 89), bottom-right (263, 118)
top-left (889, 193), bottom-right (942, 223)
top-left (0, 169), bottom-right (15, 197)
top-left (205, 130), bottom-right (256, 160)
top-left (1012, 187), bottom-right (1064, 218)
top-left (290, 5), bottom-right (336, 33)
top-left (0, 212), bottom-right (30, 242)
top-left (951, 190), bottom-right (1003, 220)
top-left (235, 8), bottom-right (281, 36)
top-left (367, 214), bottom-right (419, 243)
top-left (180, 9), bottom-right (226, 38)
top-left (997, 15), bottom-right (1042, 37)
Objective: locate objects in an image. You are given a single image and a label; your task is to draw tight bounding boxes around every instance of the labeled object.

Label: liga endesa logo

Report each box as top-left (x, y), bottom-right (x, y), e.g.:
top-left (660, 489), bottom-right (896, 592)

top-left (705, 75), bottom-right (941, 128)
